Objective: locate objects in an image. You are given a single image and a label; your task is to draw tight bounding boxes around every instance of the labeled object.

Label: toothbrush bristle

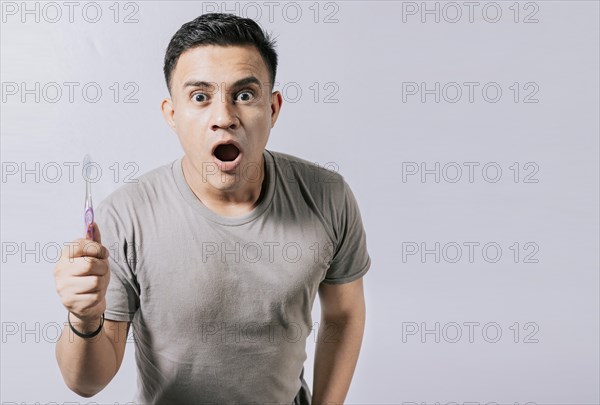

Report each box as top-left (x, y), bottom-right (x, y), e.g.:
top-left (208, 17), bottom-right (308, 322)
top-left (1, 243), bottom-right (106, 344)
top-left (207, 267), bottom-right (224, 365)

top-left (83, 154), bottom-right (93, 179)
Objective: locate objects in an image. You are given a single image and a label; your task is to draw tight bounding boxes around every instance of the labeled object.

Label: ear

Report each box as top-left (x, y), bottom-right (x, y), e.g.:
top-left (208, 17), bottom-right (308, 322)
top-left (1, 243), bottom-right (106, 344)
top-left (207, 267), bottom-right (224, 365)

top-left (161, 97), bottom-right (176, 131)
top-left (270, 91), bottom-right (283, 128)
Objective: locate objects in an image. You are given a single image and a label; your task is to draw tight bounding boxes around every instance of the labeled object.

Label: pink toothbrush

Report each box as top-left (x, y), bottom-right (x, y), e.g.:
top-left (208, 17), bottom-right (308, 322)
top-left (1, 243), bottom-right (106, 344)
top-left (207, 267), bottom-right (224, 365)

top-left (83, 154), bottom-right (94, 240)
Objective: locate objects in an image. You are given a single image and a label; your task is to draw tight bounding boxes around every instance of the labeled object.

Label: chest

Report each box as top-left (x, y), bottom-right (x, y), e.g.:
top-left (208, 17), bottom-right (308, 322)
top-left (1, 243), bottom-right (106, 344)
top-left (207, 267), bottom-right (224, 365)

top-left (133, 215), bottom-right (333, 329)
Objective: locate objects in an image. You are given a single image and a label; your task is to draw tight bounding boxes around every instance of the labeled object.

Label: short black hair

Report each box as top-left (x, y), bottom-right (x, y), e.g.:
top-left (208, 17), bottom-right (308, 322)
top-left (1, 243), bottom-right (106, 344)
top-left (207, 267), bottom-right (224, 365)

top-left (163, 13), bottom-right (278, 94)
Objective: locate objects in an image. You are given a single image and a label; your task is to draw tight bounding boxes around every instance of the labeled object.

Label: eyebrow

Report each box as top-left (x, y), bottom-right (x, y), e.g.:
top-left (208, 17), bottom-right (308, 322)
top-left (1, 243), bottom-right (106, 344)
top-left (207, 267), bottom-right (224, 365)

top-left (182, 76), bottom-right (263, 92)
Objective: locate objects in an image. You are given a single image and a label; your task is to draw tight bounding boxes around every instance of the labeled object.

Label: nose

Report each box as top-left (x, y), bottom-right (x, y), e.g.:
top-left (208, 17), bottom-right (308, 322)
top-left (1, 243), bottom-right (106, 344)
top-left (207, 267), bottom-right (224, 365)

top-left (210, 95), bottom-right (239, 131)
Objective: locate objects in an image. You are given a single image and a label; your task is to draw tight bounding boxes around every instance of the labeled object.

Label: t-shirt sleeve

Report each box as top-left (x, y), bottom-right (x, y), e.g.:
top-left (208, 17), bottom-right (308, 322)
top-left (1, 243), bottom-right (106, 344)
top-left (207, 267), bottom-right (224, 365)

top-left (95, 198), bottom-right (140, 322)
top-left (321, 178), bottom-right (372, 285)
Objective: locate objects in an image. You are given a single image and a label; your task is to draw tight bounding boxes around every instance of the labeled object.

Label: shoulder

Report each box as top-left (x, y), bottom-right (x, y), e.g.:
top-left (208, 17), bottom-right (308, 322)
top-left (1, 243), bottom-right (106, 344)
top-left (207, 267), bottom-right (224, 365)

top-left (95, 159), bottom-right (176, 217)
top-left (268, 149), bottom-right (347, 195)
top-left (267, 150), bottom-right (353, 232)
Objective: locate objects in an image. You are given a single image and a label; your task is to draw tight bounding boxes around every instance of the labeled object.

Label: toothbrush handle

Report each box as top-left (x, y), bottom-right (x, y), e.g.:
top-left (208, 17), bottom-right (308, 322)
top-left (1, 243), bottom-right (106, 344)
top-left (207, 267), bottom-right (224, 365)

top-left (85, 207), bottom-right (94, 240)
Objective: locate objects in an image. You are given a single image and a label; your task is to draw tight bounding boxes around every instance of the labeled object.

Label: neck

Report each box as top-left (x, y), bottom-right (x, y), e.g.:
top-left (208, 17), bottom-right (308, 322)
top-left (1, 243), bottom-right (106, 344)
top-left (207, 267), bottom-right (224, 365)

top-left (182, 154), bottom-right (266, 216)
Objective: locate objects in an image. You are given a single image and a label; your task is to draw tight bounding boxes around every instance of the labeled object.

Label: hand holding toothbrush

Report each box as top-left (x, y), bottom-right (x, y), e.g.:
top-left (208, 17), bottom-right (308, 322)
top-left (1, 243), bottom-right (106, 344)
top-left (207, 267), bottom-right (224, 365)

top-left (52, 155), bottom-right (110, 333)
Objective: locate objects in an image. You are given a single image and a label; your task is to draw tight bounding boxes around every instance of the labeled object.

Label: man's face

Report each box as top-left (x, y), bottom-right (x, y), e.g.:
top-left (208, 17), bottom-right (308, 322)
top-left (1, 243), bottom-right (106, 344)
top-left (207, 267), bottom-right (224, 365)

top-left (161, 45), bottom-right (282, 192)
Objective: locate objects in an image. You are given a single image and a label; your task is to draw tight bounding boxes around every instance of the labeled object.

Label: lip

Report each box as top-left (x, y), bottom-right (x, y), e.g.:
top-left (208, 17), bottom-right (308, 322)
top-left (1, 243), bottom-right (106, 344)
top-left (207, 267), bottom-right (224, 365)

top-left (211, 138), bottom-right (243, 172)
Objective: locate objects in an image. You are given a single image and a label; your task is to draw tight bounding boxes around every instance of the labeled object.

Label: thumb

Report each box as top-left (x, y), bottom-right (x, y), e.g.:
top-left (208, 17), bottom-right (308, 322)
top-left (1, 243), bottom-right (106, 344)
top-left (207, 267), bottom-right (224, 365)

top-left (86, 221), bottom-right (102, 244)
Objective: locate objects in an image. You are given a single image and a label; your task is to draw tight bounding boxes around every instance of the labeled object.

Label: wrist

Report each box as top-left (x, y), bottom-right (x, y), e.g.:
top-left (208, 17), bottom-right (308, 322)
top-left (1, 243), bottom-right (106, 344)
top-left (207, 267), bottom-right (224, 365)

top-left (68, 312), bottom-right (104, 337)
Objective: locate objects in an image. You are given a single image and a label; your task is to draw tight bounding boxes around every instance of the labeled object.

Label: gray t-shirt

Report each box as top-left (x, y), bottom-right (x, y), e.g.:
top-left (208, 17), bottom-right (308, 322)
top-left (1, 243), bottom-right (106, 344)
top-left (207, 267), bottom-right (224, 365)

top-left (95, 149), bottom-right (371, 404)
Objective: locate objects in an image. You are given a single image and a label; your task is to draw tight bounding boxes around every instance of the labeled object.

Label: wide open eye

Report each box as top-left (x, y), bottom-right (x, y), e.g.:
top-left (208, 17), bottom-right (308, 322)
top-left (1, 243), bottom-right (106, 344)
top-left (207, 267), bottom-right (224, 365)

top-left (193, 93), bottom-right (207, 102)
top-left (235, 91), bottom-right (255, 102)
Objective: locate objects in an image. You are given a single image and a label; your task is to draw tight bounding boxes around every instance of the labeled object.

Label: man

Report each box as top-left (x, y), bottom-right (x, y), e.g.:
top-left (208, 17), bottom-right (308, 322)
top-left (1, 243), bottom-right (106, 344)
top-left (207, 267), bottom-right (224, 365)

top-left (53, 13), bottom-right (371, 404)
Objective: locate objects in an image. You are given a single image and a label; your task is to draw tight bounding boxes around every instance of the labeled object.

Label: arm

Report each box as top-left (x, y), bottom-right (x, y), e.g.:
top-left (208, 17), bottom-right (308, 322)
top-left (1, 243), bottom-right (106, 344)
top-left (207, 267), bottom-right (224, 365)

top-left (312, 277), bottom-right (366, 405)
top-left (53, 222), bottom-right (130, 397)
top-left (55, 317), bottom-right (130, 397)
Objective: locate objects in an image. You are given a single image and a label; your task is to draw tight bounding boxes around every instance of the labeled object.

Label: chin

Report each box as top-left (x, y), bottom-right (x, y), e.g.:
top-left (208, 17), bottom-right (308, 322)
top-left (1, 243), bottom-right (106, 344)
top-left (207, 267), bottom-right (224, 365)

top-left (209, 173), bottom-right (240, 189)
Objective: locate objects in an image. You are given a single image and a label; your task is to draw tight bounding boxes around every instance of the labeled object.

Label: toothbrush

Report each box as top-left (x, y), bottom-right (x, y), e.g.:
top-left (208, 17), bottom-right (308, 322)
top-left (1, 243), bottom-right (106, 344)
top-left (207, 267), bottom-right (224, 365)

top-left (83, 154), bottom-right (94, 240)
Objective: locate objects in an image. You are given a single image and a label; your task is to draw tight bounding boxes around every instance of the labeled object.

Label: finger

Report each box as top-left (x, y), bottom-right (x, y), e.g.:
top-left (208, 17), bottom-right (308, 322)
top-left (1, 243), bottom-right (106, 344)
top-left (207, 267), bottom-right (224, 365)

top-left (63, 239), bottom-right (109, 260)
top-left (70, 276), bottom-right (107, 294)
top-left (60, 274), bottom-right (107, 297)
top-left (81, 239), bottom-right (109, 260)
top-left (67, 257), bottom-right (109, 277)
top-left (89, 221), bottom-right (102, 244)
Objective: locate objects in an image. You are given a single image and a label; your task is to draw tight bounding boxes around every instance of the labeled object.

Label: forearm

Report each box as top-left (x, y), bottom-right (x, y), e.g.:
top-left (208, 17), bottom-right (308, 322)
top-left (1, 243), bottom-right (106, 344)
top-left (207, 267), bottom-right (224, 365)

top-left (312, 312), bottom-right (366, 405)
top-left (55, 313), bottom-right (118, 397)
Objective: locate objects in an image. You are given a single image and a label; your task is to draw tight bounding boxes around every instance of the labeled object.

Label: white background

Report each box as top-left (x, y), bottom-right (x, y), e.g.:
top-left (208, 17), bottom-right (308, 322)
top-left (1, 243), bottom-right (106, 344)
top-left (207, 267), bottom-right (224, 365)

top-left (1, 1), bottom-right (599, 403)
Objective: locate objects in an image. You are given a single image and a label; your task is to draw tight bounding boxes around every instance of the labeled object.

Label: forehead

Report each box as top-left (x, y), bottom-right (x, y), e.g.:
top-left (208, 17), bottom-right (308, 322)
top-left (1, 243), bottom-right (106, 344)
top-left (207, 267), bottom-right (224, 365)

top-left (172, 45), bottom-right (270, 89)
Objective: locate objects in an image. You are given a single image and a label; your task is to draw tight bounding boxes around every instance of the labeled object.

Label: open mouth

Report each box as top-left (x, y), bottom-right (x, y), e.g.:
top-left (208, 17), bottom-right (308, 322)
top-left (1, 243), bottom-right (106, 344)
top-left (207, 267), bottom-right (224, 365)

top-left (213, 143), bottom-right (240, 162)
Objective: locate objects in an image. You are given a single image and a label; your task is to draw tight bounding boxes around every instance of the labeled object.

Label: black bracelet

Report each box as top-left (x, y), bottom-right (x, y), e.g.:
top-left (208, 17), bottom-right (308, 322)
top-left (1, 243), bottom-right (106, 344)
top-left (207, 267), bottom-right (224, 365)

top-left (68, 312), bottom-right (104, 339)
